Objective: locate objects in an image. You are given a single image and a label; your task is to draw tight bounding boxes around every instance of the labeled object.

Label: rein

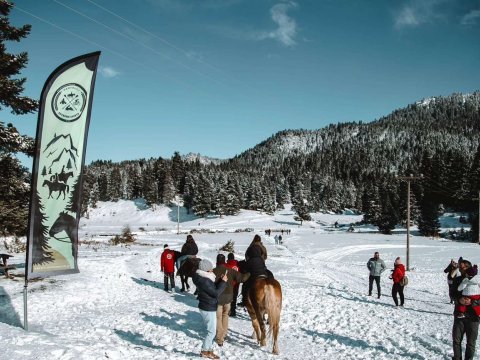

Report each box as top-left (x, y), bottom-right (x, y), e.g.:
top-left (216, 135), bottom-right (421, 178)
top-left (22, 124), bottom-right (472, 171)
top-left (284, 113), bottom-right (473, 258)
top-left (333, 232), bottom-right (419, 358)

top-left (52, 234), bottom-right (71, 243)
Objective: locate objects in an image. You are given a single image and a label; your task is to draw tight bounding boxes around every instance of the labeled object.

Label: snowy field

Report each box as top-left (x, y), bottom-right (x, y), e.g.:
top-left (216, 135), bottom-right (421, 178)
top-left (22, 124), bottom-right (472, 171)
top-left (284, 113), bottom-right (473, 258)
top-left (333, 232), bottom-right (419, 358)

top-left (0, 201), bottom-right (476, 360)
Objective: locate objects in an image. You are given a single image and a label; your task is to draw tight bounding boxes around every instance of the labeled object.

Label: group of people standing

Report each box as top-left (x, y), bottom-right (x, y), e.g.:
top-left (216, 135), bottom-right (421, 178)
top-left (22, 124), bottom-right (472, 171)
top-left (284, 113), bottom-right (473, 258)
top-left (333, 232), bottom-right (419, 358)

top-left (160, 234), bottom-right (271, 359)
top-left (366, 251), bottom-right (406, 307)
top-left (367, 252), bottom-right (480, 360)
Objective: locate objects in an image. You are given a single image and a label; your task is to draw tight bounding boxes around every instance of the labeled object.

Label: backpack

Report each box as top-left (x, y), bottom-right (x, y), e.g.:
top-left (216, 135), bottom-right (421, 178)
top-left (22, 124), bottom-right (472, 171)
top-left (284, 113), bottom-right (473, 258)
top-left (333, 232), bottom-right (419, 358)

top-left (400, 275), bottom-right (409, 286)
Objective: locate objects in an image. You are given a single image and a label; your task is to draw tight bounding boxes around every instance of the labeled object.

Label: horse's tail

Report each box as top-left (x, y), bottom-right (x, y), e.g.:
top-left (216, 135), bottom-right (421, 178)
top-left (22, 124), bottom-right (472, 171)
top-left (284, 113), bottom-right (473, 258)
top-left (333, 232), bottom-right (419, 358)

top-left (265, 279), bottom-right (282, 341)
top-left (66, 184), bottom-right (70, 192)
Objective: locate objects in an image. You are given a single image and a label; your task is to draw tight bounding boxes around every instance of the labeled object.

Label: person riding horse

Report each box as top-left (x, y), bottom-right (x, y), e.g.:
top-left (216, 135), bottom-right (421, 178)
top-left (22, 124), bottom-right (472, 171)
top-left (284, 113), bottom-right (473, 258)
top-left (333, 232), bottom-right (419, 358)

top-left (245, 234), bottom-right (267, 261)
top-left (240, 245), bottom-right (273, 307)
top-left (176, 234), bottom-right (199, 270)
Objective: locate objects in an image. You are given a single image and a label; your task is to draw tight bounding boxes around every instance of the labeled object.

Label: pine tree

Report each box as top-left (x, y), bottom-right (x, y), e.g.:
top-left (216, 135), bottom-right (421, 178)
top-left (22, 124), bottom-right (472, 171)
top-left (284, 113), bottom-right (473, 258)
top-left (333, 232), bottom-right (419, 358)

top-left (418, 198), bottom-right (441, 237)
top-left (0, 1), bottom-right (38, 115)
top-left (107, 167), bottom-right (122, 201)
top-left (292, 182), bottom-right (311, 225)
top-left (31, 190), bottom-right (53, 265)
top-left (0, 2), bottom-right (38, 235)
top-left (192, 172), bottom-right (212, 217)
top-left (65, 176), bottom-right (81, 213)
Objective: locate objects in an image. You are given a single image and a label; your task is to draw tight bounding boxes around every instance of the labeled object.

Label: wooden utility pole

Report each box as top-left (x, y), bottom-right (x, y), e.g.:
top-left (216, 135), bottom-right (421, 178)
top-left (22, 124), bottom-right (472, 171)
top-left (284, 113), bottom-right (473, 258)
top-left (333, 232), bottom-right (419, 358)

top-left (176, 194), bottom-right (180, 235)
top-left (475, 190), bottom-right (480, 245)
top-left (397, 175), bottom-right (423, 271)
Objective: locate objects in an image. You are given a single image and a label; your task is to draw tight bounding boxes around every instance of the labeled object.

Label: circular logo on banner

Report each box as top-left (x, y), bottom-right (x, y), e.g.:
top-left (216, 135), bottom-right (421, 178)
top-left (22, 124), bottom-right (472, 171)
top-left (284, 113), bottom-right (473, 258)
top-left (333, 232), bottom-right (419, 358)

top-left (52, 83), bottom-right (87, 122)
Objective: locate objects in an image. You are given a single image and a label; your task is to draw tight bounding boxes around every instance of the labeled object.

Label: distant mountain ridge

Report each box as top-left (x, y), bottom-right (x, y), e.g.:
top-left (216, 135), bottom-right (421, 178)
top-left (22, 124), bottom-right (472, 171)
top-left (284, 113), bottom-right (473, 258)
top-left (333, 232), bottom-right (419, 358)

top-left (229, 92), bottom-right (480, 169)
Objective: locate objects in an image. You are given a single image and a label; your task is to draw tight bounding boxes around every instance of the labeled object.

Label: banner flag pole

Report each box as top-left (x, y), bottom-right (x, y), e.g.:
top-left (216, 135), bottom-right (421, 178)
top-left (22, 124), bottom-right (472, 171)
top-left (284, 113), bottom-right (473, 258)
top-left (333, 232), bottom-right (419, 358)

top-left (24, 52), bottom-right (101, 329)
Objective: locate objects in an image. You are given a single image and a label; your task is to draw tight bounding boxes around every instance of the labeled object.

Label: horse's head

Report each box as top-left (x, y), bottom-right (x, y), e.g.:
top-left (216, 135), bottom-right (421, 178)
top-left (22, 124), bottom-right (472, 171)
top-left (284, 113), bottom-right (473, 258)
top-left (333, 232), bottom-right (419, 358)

top-left (42, 179), bottom-right (49, 187)
top-left (49, 212), bottom-right (76, 237)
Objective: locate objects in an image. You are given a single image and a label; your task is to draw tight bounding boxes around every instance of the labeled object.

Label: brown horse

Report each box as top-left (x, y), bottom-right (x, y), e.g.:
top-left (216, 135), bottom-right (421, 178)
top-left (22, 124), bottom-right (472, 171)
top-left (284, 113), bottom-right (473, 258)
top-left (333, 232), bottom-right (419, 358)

top-left (245, 277), bottom-right (282, 354)
top-left (173, 250), bottom-right (200, 292)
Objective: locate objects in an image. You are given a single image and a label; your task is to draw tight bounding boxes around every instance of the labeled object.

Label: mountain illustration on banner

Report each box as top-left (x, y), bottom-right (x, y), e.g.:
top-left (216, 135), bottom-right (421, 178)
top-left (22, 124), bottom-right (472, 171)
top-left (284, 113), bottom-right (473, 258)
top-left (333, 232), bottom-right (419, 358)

top-left (42, 133), bottom-right (79, 173)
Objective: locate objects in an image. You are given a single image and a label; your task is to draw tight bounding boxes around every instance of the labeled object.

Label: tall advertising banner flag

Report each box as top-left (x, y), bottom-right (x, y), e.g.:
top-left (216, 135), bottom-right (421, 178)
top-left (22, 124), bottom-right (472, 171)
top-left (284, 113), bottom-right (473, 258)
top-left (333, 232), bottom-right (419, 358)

top-left (26, 52), bottom-right (100, 278)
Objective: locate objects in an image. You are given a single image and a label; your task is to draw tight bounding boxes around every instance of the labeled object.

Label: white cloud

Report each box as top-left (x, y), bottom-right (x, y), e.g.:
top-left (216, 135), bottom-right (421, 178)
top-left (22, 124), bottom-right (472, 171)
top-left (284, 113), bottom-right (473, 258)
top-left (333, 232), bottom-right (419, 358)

top-left (99, 66), bottom-right (120, 78)
top-left (395, 6), bottom-right (422, 28)
top-left (258, 2), bottom-right (298, 47)
top-left (393, 0), bottom-right (447, 30)
top-left (461, 9), bottom-right (480, 26)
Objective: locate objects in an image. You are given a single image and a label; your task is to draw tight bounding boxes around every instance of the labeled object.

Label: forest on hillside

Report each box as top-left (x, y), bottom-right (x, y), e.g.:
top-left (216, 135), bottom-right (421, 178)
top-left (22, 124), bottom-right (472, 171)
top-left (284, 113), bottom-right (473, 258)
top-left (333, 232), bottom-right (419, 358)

top-left (81, 93), bottom-right (480, 239)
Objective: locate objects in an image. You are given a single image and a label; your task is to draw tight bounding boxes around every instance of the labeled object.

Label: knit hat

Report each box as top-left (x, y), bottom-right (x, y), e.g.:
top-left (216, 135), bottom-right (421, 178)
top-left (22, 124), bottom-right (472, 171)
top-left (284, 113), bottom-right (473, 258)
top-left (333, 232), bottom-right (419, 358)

top-left (216, 254), bottom-right (226, 265)
top-left (198, 259), bottom-right (213, 272)
top-left (467, 265), bottom-right (478, 277)
top-left (164, 244), bottom-right (169, 248)
top-left (394, 257), bottom-right (401, 265)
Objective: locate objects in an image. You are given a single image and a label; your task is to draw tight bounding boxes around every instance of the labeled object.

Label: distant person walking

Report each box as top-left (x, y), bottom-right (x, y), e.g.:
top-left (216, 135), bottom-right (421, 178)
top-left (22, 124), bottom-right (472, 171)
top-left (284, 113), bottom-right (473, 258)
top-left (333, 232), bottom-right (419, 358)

top-left (452, 259), bottom-right (480, 360)
top-left (367, 251), bottom-right (386, 298)
top-left (193, 259), bottom-right (228, 359)
top-left (445, 259), bottom-right (460, 304)
top-left (160, 244), bottom-right (176, 292)
top-left (390, 257), bottom-right (406, 307)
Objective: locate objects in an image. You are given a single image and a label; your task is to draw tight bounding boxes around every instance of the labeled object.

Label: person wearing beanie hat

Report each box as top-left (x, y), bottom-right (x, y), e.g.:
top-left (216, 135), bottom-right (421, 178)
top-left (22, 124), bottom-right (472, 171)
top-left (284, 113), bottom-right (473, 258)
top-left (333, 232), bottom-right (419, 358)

top-left (198, 259), bottom-right (214, 272)
top-left (193, 258), bottom-right (228, 359)
top-left (160, 244), bottom-right (176, 292)
top-left (457, 265), bottom-right (480, 319)
top-left (213, 254), bottom-right (250, 346)
top-left (390, 256), bottom-right (406, 307)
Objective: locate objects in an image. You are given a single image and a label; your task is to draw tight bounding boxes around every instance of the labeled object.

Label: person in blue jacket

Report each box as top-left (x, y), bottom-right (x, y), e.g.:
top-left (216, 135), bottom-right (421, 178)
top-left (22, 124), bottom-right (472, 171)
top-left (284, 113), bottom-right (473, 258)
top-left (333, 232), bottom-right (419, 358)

top-left (193, 259), bottom-right (228, 359)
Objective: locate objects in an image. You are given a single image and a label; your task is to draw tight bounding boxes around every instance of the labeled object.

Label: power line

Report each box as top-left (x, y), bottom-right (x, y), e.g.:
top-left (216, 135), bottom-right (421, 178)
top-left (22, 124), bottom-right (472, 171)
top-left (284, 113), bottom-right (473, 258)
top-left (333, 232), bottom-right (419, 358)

top-left (83, 0), bottom-right (267, 99)
top-left (84, 0), bottom-right (224, 74)
top-left (14, 6), bottom-right (195, 90)
top-left (54, 0), bottom-right (225, 87)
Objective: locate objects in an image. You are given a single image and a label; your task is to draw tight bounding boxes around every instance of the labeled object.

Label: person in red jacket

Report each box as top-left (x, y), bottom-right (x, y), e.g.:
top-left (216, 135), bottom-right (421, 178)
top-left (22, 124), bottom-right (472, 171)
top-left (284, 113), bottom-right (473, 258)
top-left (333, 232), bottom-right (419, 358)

top-left (390, 257), bottom-right (406, 306)
top-left (161, 244), bottom-right (176, 292)
top-left (226, 253), bottom-right (240, 317)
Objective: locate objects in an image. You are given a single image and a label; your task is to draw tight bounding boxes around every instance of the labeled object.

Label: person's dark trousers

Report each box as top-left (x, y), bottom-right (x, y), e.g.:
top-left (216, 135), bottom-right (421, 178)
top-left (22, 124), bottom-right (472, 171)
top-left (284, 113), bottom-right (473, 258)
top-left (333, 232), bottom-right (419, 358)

top-left (452, 317), bottom-right (479, 360)
top-left (230, 286), bottom-right (239, 316)
top-left (369, 275), bottom-right (381, 297)
top-left (391, 283), bottom-right (404, 306)
top-left (164, 272), bottom-right (175, 291)
top-left (449, 284), bottom-right (456, 304)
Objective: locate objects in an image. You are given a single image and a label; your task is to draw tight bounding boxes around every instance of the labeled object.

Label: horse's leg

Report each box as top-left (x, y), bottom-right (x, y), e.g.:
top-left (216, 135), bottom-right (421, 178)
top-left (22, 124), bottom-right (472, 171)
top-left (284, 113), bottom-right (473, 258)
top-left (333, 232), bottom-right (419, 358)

top-left (272, 320), bottom-right (280, 355)
top-left (180, 274), bottom-right (186, 292)
top-left (57, 191), bottom-right (62, 199)
top-left (258, 313), bottom-right (267, 346)
top-left (246, 305), bottom-right (263, 346)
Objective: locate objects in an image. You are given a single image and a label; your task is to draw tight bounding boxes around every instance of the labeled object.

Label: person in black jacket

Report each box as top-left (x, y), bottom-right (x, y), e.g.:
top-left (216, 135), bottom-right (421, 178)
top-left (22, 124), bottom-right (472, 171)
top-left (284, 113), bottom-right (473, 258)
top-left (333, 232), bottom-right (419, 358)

top-left (176, 234), bottom-right (199, 269)
top-left (452, 258), bottom-right (480, 360)
top-left (444, 259), bottom-right (459, 304)
top-left (239, 245), bottom-right (270, 306)
top-left (193, 259), bottom-right (228, 359)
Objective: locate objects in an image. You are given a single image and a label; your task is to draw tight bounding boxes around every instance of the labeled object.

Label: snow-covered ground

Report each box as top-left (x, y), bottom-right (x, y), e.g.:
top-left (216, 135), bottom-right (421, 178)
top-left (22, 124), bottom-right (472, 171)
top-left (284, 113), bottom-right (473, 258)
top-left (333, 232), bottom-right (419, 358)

top-left (0, 201), bottom-right (476, 359)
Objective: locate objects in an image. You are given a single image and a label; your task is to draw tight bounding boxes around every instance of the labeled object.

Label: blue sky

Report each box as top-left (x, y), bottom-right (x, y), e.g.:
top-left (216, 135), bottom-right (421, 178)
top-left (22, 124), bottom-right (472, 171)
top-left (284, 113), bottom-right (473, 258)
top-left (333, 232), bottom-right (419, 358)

top-left (4, 0), bottom-right (480, 165)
